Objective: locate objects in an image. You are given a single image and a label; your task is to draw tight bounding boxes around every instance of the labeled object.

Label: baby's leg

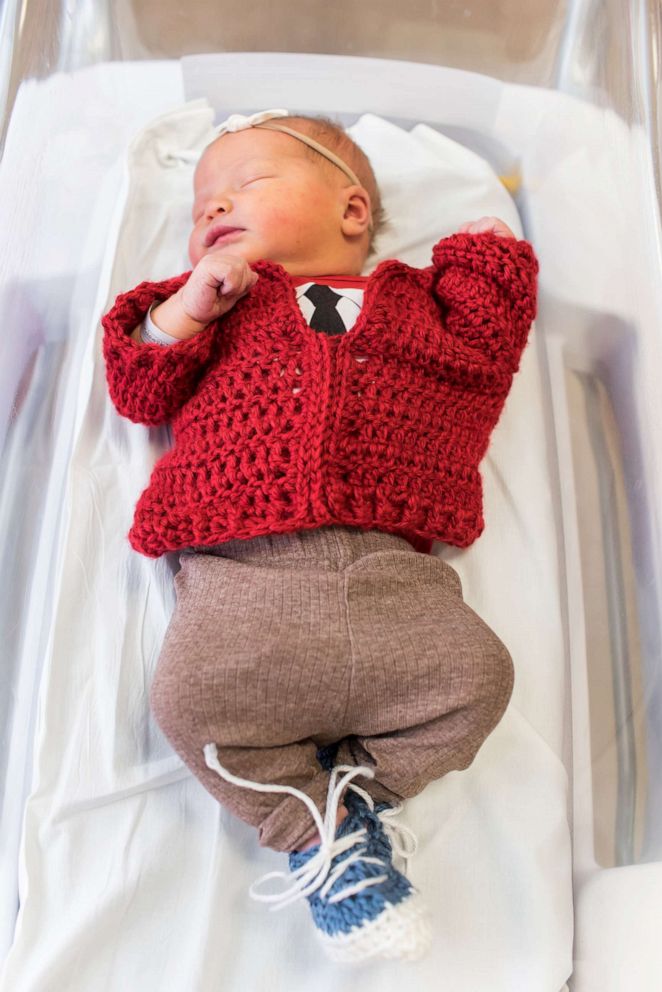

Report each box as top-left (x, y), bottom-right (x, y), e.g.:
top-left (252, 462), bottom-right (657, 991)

top-left (334, 550), bottom-right (514, 806)
top-left (151, 703), bottom-right (346, 852)
top-left (149, 551), bottom-right (357, 853)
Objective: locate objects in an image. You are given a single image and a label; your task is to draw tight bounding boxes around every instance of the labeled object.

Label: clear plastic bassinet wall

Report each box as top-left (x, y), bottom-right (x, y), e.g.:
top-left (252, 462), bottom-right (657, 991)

top-left (1, 0), bottom-right (661, 988)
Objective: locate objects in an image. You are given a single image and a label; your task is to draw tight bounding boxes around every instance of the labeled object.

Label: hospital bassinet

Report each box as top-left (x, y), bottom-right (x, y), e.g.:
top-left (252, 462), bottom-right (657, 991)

top-left (1, 2), bottom-right (661, 990)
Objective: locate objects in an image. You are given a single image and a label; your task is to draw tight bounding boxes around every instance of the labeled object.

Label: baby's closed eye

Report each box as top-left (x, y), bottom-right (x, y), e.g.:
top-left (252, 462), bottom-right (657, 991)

top-left (241, 176), bottom-right (274, 187)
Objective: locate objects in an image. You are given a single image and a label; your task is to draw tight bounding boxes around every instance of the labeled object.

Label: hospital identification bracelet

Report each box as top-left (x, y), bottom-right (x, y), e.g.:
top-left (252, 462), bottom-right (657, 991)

top-left (139, 302), bottom-right (184, 346)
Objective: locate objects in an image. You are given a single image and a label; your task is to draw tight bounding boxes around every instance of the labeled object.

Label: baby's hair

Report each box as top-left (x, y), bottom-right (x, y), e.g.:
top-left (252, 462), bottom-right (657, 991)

top-left (278, 114), bottom-right (386, 258)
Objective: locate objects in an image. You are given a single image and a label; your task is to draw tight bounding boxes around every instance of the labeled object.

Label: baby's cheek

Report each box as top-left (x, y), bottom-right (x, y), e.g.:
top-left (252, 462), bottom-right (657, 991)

top-left (264, 203), bottom-right (293, 229)
top-left (188, 229), bottom-right (201, 266)
top-left (304, 189), bottom-right (339, 232)
top-left (262, 203), bottom-right (304, 248)
top-left (288, 192), bottom-right (328, 241)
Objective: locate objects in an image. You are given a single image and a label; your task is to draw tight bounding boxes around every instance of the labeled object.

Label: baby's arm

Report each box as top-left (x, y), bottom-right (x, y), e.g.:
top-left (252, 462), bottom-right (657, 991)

top-left (128, 254), bottom-right (258, 346)
top-left (432, 216), bottom-right (539, 370)
top-left (129, 296), bottom-right (208, 345)
top-left (102, 256), bottom-right (258, 427)
top-left (101, 273), bottom-right (216, 427)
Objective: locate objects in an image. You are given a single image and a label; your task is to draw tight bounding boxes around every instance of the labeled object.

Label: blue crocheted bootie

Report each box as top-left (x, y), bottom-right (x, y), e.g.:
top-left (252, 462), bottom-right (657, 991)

top-left (344, 785), bottom-right (393, 820)
top-left (202, 744), bottom-right (432, 963)
top-left (292, 769), bottom-right (434, 963)
top-left (289, 808), bottom-right (431, 961)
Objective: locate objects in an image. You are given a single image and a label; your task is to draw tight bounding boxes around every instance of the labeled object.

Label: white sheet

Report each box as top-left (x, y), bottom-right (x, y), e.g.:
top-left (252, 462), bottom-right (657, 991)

top-left (0, 62), bottom-right (572, 991)
top-left (0, 60), bottom-right (186, 962)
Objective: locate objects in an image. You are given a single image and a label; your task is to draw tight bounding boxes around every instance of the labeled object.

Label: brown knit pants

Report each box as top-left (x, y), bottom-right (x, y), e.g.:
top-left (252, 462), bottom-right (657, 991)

top-left (149, 525), bottom-right (514, 853)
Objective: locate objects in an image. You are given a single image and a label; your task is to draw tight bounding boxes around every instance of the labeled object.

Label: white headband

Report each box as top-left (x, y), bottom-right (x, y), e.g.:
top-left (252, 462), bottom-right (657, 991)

top-left (213, 109), bottom-right (363, 188)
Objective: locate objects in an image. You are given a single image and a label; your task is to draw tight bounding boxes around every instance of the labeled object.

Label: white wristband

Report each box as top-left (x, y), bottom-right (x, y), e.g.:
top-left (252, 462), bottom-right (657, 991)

top-left (139, 302), bottom-right (183, 346)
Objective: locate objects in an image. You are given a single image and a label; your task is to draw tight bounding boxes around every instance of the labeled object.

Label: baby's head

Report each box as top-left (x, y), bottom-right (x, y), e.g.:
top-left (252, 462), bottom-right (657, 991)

top-left (188, 112), bottom-right (385, 276)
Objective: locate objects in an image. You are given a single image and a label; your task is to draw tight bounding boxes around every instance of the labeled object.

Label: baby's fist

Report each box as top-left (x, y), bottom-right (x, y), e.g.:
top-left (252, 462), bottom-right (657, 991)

top-left (457, 216), bottom-right (516, 239)
top-left (180, 254), bottom-right (259, 324)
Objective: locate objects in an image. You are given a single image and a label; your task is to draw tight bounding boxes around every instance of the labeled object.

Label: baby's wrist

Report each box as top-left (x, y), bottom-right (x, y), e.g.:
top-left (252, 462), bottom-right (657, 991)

top-left (150, 292), bottom-right (209, 340)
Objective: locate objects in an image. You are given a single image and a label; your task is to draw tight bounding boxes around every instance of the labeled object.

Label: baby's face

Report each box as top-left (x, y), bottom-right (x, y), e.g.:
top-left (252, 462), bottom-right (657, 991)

top-left (189, 128), bottom-right (369, 274)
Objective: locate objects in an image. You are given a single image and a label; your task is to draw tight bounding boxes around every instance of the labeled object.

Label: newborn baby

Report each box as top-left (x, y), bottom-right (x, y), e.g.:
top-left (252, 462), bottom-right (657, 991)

top-left (101, 109), bottom-right (539, 964)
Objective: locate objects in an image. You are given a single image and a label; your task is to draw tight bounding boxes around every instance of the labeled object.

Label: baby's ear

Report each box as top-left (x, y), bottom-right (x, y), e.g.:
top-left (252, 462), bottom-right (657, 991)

top-left (342, 186), bottom-right (371, 237)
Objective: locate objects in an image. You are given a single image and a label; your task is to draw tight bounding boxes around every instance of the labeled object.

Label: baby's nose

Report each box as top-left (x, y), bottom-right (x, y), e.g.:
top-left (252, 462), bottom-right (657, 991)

top-left (205, 197), bottom-right (232, 218)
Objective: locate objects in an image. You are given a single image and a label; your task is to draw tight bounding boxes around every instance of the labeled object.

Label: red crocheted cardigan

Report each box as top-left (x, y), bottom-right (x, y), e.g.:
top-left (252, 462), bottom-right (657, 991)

top-left (101, 231), bottom-right (539, 559)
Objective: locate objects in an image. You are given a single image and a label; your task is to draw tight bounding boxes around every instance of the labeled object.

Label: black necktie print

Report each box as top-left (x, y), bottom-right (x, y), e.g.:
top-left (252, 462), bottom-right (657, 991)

top-left (303, 284), bottom-right (347, 337)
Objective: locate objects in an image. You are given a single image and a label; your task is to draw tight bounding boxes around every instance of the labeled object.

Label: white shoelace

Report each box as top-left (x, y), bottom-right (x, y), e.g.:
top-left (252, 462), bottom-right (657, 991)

top-left (372, 803), bottom-right (418, 872)
top-left (203, 742), bottom-right (418, 912)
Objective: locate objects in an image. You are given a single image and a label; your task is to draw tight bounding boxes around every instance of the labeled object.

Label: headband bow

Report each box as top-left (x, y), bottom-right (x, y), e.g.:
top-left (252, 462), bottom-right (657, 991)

top-left (215, 109), bottom-right (290, 134)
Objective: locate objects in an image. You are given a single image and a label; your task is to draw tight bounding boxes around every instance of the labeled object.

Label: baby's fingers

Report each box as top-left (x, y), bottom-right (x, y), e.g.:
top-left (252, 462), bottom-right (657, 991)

top-left (459, 216), bottom-right (496, 234)
top-left (239, 268), bottom-right (259, 295)
top-left (456, 217), bottom-right (516, 238)
top-left (220, 266), bottom-right (258, 298)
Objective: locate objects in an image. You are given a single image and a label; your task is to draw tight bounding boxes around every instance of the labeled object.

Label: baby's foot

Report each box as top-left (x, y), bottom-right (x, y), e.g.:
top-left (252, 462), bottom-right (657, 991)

top-left (202, 746), bottom-right (431, 962)
top-left (295, 803), bottom-right (349, 852)
top-left (287, 789), bottom-right (432, 963)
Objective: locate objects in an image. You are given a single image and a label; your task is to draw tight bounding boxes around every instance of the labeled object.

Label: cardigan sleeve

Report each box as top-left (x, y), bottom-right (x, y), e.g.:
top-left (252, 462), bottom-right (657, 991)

top-left (431, 231), bottom-right (539, 369)
top-left (101, 272), bottom-right (218, 427)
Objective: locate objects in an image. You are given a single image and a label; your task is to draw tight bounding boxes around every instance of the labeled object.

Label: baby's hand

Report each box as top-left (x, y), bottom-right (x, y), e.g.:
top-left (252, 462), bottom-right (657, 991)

top-left (179, 254), bottom-right (259, 325)
top-left (457, 216), bottom-right (516, 239)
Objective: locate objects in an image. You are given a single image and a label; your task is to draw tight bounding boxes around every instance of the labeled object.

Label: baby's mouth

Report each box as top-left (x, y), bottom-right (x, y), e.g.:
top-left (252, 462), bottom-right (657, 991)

top-left (204, 223), bottom-right (245, 248)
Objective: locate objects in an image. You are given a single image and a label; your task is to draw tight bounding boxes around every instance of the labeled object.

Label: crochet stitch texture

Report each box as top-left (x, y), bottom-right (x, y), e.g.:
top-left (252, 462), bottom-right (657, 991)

top-left (101, 232), bottom-right (539, 558)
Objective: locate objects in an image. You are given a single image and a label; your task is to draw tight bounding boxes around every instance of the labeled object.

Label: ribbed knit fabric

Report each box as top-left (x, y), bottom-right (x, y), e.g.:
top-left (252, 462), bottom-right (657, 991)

top-left (148, 524), bottom-right (516, 852)
top-left (101, 232), bottom-right (538, 559)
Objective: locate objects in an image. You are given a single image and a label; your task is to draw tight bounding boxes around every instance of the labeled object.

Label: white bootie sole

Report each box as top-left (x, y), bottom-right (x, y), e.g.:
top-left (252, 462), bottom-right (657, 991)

top-left (317, 888), bottom-right (433, 964)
